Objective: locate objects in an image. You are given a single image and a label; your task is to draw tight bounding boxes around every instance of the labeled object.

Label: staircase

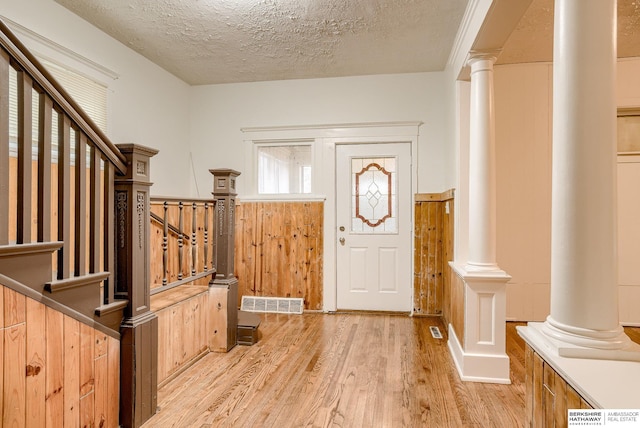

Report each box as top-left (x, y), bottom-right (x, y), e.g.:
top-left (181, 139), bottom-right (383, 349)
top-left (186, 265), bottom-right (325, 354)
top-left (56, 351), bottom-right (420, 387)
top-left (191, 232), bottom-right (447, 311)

top-left (0, 18), bottom-right (154, 427)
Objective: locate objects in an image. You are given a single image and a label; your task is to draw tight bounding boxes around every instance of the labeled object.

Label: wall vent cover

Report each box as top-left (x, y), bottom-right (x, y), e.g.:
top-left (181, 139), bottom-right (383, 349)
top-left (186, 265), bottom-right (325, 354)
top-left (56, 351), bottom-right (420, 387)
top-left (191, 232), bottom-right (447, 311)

top-left (241, 296), bottom-right (304, 314)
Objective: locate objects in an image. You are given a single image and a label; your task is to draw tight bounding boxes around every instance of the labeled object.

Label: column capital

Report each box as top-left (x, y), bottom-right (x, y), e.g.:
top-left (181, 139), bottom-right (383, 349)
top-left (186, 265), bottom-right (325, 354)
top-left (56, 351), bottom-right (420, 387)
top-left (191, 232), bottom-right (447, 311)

top-left (467, 50), bottom-right (501, 69)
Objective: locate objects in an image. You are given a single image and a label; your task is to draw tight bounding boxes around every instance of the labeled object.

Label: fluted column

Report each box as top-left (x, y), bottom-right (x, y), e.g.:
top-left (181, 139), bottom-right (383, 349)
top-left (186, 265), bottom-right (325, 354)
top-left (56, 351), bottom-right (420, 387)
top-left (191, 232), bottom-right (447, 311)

top-left (466, 52), bottom-right (499, 271)
top-left (541, 0), bottom-right (639, 360)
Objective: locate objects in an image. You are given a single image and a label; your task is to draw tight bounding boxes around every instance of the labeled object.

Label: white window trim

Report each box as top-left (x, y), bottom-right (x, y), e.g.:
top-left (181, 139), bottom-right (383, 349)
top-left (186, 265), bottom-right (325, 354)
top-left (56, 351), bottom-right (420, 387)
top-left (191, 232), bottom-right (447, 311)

top-left (254, 139), bottom-right (314, 197)
top-left (243, 137), bottom-right (324, 201)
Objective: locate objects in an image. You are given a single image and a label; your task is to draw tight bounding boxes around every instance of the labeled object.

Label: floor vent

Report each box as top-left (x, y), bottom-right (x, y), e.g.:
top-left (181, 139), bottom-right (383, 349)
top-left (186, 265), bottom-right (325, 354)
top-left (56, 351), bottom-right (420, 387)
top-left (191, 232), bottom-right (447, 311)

top-left (241, 296), bottom-right (304, 314)
top-left (430, 326), bottom-right (443, 339)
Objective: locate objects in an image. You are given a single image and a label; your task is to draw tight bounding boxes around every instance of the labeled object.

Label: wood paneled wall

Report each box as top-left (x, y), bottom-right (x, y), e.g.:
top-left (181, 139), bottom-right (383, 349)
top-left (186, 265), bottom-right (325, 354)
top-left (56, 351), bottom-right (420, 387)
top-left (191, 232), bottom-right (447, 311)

top-left (449, 272), bottom-right (465, 345)
top-left (151, 285), bottom-right (234, 385)
top-left (413, 191), bottom-right (455, 317)
top-left (525, 344), bottom-right (592, 427)
top-left (234, 201), bottom-right (323, 310)
top-left (1, 283), bottom-right (120, 427)
top-left (152, 287), bottom-right (209, 385)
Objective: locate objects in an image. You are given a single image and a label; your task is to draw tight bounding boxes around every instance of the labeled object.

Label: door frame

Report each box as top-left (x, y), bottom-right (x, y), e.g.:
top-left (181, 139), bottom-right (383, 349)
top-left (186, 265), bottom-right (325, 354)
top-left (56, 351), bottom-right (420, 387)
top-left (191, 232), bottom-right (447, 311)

top-left (334, 141), bottom-right (413, 311)
top-left (321, 125), bottom-right (420, 312)
top-left (241, 121), bottom-right (421, 312)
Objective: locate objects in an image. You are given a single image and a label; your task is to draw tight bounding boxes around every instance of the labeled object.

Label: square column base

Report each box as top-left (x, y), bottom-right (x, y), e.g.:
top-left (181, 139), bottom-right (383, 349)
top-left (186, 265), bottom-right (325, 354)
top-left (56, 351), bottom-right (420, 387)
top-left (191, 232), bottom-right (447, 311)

top-left (209, 277), bottom-right (238, 352)
top-left (448, 325), bottom-right (511, 384)
top-left (448, 263), bottom-right (512, 384)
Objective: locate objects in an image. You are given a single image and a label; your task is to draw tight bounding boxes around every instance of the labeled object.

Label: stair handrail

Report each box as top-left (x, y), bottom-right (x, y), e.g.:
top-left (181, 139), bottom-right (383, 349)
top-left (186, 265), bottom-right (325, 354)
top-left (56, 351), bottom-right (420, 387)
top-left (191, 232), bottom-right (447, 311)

top-left (0, 18), bottom-right (127, 174)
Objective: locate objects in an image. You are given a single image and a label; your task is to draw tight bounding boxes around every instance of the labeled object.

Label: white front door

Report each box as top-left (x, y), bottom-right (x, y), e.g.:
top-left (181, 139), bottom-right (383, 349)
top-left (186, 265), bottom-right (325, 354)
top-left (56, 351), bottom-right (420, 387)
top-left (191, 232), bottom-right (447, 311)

top-left (336, 143), bottom-right (412, 311)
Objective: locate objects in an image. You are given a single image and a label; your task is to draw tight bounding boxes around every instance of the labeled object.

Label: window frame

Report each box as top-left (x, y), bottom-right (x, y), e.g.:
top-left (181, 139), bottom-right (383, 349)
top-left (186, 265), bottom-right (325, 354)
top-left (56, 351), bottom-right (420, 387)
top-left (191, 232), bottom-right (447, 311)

top-left (243, 137), bottom-right (324, 201)
top-left (256, 142), bottom-right (313, 195)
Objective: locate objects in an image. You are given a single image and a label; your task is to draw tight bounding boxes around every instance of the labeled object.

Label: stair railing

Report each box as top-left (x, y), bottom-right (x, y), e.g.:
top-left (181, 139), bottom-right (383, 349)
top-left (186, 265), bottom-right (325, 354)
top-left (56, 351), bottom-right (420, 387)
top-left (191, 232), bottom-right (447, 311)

top-left (149, 197), bottom-right (217, 294)
top-left (1, 18), bottom-right (158, 427)
top-left (0, 18), bottom-right (128, 326)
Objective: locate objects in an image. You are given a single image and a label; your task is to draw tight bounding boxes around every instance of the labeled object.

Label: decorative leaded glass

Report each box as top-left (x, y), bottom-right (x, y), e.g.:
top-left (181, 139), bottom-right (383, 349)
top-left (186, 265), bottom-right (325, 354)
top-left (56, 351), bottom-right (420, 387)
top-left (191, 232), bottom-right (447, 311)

top-left (351, 157), bottom-right (398, 234)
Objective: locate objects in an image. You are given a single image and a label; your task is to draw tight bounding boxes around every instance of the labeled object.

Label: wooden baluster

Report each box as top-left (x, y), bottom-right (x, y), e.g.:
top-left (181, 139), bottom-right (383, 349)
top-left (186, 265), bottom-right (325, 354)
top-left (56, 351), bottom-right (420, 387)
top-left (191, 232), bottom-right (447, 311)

top-left (57, 114), bottom-right (72, 279)
top-left (104, 162), bottom-right (115, 304)
top-left (178, 201), bottom-right (184, 280)
top-left (162, 201), bottom-right (168, 285)
top-left (75, 133), bottom-right (87, 276)
top-left (17, 70), bottom-right (33, 244)
top-left (192, 202), bottom-right (197, 276)
top-left (204, 202), bottom-right (209, 270)
top-left (212, 201), bottom-right (217, 271)
top-left (0, 51), bottom-right (9, 245)
top-left (37, 94), bottom-right (53, 243)
top-left (89, 146), bottom-right (101, 273)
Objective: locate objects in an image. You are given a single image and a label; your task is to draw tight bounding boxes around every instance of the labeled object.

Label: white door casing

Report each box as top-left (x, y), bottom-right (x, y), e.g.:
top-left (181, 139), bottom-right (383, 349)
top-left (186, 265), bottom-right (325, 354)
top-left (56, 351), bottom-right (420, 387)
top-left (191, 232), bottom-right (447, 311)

top-left (241, 122), bottom-right (421, 312)
top-left (335, 143), bottom-right (412, 311)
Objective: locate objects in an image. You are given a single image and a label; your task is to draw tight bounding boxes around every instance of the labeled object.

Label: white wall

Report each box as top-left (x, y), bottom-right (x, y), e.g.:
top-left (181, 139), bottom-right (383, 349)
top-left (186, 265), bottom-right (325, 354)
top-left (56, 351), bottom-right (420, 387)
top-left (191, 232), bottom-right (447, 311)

top-left (188, 72), bottom-right (454, 198)
top-left (2, 1), bottom-right (457, 198)
top-left (494, 58), bottom-right (640, 323)
top-left (1, 0), bottom-right (192, 197)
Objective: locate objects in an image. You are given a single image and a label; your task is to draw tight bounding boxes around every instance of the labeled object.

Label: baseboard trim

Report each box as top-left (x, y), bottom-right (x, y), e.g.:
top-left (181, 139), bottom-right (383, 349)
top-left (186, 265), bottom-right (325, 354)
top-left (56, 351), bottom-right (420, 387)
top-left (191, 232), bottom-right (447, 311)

top-left (447, 324), bottom-right (511, 384)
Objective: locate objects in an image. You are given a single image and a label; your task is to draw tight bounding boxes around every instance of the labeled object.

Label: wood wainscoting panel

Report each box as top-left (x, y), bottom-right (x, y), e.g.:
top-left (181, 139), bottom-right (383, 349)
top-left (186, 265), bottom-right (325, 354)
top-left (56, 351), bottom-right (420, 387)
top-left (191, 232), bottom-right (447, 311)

top-left (525, 343), bottom-right (595, 427)
top-left (63, 317), bottom-right (81, 426)
top-left (235, 201), bottom-right (324, 310)
top-left (0, 283), bottom-right (120, 428)
top-left (4, 322), bottom-right (26, 427)
top-left (26, 298), bottom-right (46, 427)
top-left (153, 287), bottom-right (210, 385)
top-left (450, 270), bottom-right (465, 345)
top-left (442, 196), bottom-right (455, 325)
top-left (413, 191), bottom-right (454, 317)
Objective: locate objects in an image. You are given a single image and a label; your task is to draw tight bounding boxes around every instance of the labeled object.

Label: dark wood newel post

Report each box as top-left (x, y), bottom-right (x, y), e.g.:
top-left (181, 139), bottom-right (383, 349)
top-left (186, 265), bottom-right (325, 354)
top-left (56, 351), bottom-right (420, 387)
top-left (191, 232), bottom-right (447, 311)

top-left (115, 144), bottom-right (159, 428)
top-left (209, 168), bottom-right (240, 350)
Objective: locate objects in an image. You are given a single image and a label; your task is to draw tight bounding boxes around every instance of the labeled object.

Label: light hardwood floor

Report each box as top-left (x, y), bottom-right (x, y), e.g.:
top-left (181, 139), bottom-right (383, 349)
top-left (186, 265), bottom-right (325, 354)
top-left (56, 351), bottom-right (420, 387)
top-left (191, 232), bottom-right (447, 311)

top-left (142, 313), bottom-right (532, 427)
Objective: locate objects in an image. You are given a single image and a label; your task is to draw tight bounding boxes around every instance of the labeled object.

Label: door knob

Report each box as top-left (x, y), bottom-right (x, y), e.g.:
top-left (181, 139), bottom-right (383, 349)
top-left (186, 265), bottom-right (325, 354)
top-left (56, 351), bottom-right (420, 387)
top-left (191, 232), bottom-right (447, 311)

top-left (339, 237), bottom-right (345, 246)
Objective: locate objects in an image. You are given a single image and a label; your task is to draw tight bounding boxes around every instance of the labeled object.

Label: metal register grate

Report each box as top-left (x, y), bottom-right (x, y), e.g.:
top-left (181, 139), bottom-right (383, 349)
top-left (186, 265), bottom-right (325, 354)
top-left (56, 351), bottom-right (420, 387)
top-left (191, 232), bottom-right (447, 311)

top-left (241, 296), bottom-right (304, 314)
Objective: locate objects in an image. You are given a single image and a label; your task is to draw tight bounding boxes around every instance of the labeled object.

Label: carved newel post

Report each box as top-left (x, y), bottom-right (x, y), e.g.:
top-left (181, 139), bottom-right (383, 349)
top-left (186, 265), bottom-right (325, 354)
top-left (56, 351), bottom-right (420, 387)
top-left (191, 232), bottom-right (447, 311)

top-left (210, 169), bottom-right (240, 350)
top-left (115, 144), bottom-right (159, 428)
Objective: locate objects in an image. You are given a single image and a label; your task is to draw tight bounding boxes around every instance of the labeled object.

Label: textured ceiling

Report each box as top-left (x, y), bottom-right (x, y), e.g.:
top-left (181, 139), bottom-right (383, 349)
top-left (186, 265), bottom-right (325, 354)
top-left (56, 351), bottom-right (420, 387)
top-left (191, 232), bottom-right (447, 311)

top-left (498, 0), bottom-right (640, 64)
top-left (54, 0), bottom-right (640, 85)
top-left (54, 0), bottom-right (468, 85)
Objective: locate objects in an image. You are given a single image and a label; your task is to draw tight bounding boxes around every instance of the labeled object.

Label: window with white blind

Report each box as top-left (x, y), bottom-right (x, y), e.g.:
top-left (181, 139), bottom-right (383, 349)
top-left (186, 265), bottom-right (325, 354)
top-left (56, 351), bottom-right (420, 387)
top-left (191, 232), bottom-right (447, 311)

top-left (8, 58), bottom-right (108, 160)
top-left (41, 58), bottom-right (108, 132)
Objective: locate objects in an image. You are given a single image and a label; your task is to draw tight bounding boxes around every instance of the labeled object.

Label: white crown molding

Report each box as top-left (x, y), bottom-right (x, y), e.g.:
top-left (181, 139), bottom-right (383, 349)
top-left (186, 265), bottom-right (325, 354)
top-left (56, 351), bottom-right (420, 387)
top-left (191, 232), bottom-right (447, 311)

top-left (241, 121), bottom-right (423, 141)
top-left (1, 15), bottom-right (119, 81)
top-left (241, 121), bottom-right (423, 134)
top-left (447, 0), bottom-right (481, 71)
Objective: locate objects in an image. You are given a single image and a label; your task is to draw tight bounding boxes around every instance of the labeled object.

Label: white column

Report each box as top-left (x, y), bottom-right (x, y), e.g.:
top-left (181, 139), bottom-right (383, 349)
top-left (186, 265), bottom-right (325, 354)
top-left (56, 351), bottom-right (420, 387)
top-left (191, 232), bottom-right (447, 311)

top-left (541, 0), bottom-right (639, 360)
top-left (466, 52), bottom-right (499, 271)
top-left (448, 51), bottom-right (511, 384)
